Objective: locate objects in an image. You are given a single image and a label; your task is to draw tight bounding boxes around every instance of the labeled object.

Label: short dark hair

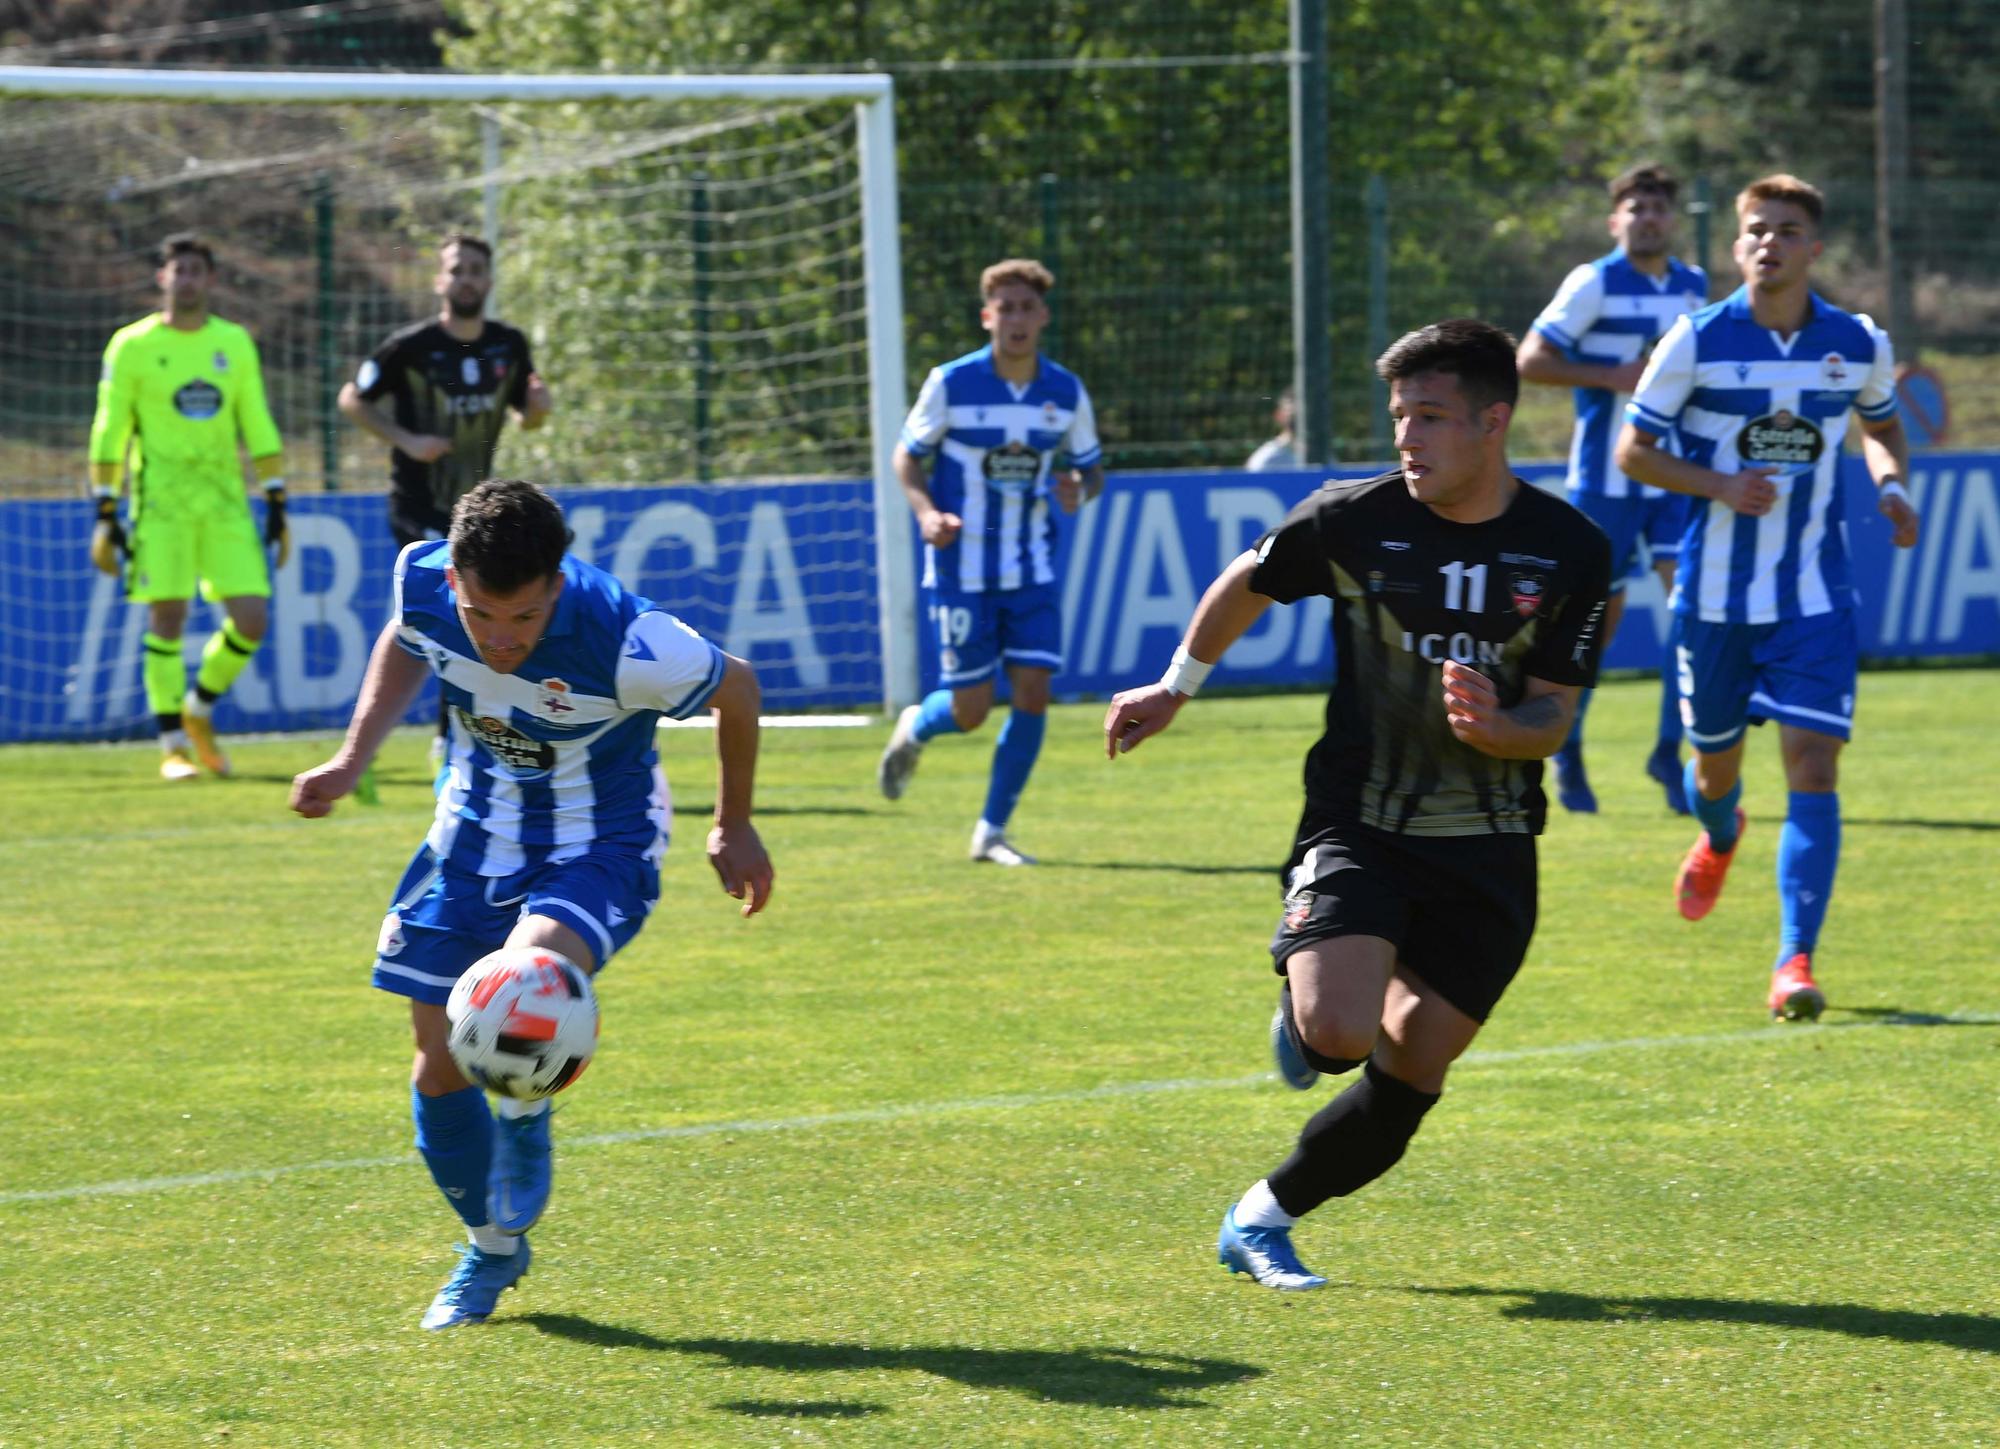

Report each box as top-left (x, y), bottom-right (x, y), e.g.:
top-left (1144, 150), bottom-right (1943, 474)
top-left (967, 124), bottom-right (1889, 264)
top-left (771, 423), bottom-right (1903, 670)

top-left (448, 480), bottom-right (568, 593)
top-left (1609, 162), bottom-right (1678, 206)
top-left (1737, 173), bottom-right (1825, 229)
top-left (158, 232), bottom-right (215, 269)
top-left (440, 233), bottom-right (494, 263)
top-left (979, 257), bottom-right (1053, 298)
top-left (1375, 318), bottom-right (1519, 413)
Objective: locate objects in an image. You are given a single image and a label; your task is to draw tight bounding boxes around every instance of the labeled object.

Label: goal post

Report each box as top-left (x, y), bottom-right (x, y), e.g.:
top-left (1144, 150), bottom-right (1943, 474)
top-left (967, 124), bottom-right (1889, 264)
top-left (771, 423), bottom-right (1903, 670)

top-left (0, 64), bottom-right (919, 738)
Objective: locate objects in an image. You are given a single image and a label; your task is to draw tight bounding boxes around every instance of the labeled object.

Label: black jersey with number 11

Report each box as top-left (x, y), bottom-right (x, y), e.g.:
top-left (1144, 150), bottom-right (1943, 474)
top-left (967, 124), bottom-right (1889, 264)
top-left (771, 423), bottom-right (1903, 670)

top-left (1249, 471), bottom-right (1613, 837)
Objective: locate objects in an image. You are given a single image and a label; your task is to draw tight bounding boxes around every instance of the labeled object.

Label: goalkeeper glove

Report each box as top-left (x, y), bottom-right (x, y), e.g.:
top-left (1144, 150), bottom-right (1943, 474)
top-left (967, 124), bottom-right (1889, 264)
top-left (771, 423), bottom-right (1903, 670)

top-left (263, 483), bottom-right (290, 569)
top-left (88, 492), bottom-right (127, 576)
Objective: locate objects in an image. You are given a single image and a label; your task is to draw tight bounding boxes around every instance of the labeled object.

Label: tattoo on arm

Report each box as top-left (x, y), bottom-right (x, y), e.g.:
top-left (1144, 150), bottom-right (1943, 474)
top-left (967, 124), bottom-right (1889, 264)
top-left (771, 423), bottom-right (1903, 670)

top-left (1506, 693), bottom-right (1565, 733)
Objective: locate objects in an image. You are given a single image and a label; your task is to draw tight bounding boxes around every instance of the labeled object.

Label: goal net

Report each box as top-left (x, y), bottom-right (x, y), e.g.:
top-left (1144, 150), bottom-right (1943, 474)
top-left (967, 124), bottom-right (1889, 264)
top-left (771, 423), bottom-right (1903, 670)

top-left (0, 68), bottom-right (914, 743)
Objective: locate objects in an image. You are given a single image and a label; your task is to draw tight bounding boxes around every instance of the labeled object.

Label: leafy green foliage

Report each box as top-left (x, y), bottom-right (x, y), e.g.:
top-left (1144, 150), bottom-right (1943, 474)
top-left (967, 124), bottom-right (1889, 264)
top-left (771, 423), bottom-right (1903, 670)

top-left (444, 0), bottom-right (1642, 462)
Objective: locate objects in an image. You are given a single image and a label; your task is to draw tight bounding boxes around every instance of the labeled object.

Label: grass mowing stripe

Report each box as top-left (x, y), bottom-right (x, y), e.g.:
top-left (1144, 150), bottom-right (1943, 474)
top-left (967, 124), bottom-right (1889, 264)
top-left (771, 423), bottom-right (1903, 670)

top-left (6, 1012), bottom-right (1993, 1209)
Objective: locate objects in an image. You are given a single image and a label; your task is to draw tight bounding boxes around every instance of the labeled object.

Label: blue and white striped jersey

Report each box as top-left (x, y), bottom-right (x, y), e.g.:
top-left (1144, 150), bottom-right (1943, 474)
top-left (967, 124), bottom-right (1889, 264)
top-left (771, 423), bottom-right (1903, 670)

top-left (394, 541), bottom-right (727, 876)
top-left (1627, 287), bottom-right (1898, 624)
top-left (900, 344), bottom-right (1102, 593)
top-left (1532, 251), bottom-right (1708, 499)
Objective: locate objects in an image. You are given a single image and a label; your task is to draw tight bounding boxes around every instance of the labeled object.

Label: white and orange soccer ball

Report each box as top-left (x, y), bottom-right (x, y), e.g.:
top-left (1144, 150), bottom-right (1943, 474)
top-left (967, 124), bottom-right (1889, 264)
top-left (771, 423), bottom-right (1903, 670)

top-left (445, 947), bottom-right (599, 1100)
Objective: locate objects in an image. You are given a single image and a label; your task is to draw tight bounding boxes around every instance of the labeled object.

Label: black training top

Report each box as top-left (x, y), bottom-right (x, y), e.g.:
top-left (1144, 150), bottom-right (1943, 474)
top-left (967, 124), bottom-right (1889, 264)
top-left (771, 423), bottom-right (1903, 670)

top-left (354, 318), bottom-right (535, 531)
top-left (1249, 470), bottom-right (1613, 837)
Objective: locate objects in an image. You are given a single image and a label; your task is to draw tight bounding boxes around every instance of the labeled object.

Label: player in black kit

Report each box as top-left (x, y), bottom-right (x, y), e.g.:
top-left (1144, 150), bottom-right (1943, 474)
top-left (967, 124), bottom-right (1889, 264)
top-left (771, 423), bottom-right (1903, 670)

top-left (340, 233), bottom-right (551, 547)
top-left (339, 234), bottom-right (552, 768)
top-left (1105, 319), bottom-right (1612, 1290)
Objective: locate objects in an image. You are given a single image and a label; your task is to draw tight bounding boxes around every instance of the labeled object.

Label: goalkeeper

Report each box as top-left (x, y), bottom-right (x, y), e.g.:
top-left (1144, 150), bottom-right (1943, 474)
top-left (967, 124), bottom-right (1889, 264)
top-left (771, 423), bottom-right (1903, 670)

top-left (88, 233), bottom-right (288, 780)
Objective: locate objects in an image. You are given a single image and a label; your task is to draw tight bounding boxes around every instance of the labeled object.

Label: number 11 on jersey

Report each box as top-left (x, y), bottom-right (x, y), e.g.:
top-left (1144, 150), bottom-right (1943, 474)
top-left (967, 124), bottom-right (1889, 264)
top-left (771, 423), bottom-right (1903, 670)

top-left (1439, 560), bottom-right (1487, 612)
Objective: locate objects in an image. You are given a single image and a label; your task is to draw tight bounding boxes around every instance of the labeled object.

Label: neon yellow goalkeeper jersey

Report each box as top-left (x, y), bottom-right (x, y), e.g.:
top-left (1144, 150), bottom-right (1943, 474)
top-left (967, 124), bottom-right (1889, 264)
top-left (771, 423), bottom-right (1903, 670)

top-left (89, 314), bottom-right (283, 520)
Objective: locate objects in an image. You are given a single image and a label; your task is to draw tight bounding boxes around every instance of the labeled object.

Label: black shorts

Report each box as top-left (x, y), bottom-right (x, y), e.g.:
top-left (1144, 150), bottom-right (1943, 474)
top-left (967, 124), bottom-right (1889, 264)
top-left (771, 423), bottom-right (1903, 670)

top-left (389, 502), bottom-right (450, 552)
top-left (1268, 818), bottom-right (1538, 1023)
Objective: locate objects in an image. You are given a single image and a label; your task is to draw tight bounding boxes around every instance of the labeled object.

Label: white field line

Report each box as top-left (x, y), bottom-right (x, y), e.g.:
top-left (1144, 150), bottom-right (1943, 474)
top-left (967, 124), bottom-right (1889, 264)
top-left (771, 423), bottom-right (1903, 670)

top-left (5, 1013), bottom-right (1996, 1208)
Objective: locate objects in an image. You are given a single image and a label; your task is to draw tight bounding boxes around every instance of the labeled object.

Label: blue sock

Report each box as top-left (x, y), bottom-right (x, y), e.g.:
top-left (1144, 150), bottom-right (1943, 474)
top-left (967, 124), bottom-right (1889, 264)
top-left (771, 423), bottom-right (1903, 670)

top-left (1685, 757), bottom-right (1742, 853)
top-left (1655, 617), bottom-right (1685, 753)
top-left (980, 708), bottom-right (1046, 828)
top-left (912, 687), bottom-right (961, 743)
top-left (1777, 791), bottom-right (1840, 964)
top-left (412, 1084), bottom-right (493, 1230)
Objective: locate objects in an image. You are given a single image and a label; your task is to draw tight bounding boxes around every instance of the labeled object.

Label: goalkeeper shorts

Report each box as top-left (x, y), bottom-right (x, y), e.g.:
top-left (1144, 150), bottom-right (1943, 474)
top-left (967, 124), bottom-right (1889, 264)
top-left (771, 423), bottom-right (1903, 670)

top-left (127, 506), bottom-right (270, 604)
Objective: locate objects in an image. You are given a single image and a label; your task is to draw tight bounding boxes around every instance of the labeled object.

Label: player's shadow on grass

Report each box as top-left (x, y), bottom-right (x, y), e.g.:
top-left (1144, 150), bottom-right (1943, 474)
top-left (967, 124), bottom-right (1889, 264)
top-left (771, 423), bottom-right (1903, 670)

top-left (1413, 1285), bottom-right (2000, 1354)
top-left (1834, 1006), bottom-right (1994, 1026)
top-left (1045, 860), bottom-right (1275, 877)
top-left (509, 1314), bottom-right (1263, 1409)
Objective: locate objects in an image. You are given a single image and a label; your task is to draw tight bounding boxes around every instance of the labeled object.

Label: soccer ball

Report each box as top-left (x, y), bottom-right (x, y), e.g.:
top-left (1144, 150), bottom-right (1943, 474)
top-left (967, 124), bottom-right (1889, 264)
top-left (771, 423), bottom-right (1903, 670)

top-left (445, 947), bottom-right (599, 1100)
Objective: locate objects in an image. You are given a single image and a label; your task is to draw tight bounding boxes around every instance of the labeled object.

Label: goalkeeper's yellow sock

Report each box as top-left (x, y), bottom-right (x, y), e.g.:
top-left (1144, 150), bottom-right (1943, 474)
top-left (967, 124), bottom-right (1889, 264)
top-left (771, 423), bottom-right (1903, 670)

top-left (194, 618), bottom-right (261, 702)
top-left (142, 632), bottom-right (186, 723)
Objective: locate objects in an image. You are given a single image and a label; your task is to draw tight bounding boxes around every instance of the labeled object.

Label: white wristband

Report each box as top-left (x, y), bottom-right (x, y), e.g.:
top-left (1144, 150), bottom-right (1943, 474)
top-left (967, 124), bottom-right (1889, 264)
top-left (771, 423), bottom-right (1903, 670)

top-left (1878, 479), bottom-right (1910, 505)
top-left (1160, 646), bottom-right (1214, 698)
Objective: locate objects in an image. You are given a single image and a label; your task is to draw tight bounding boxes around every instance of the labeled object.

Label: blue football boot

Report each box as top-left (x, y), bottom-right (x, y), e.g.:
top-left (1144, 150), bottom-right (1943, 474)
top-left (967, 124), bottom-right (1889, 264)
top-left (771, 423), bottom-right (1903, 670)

top-left (421, 1240), bottom-right (532, 1329)
top-left (489, 1105), bottom-right (553, 1235)
top-left (1217, 1206), bottom-right (1326, 1291)
top-left (1646, 746), bottom-right (1691, 815)
top-left (1553, 742), bottom-right (1598, 814)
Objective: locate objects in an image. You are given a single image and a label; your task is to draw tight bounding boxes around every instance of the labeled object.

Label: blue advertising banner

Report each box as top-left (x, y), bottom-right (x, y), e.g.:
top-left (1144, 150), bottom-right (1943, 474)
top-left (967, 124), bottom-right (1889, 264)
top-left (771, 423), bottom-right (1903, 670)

top-left (1, 481), bottom-right (882, 742)
top-left (4, 453), bottom-right (1997, 743)
top-left (1035, 454), bottom-right (2000, 700)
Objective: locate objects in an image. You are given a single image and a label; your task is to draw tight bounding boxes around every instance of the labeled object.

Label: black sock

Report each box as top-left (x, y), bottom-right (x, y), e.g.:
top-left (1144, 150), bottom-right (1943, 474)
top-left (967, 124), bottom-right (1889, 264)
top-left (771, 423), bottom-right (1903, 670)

top-left (156, 712), bottom-right (183, 734)
top-left (193, 683), bottom-right (221, 705)
top-left (1267, 1058), bottom-right (1441, 1218)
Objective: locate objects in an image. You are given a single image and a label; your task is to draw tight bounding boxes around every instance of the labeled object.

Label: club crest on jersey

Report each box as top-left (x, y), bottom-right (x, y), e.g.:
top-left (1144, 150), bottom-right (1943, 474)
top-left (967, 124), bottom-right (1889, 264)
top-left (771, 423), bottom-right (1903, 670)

top-left (1510, 573), bottom-right (1546, 618)
top-left (461, 356), bottom-right (481, 386)
top-left (1738, 409), bottom-right (1824, 466)
top-left (538, 678), bottom-right (576, 713)
top-left (1042, 401), bottom-right (1060, 427)
top-left (1821, 353), bottom-right (1848, 386)
top-left (212, 350), bottom-right (229, 372)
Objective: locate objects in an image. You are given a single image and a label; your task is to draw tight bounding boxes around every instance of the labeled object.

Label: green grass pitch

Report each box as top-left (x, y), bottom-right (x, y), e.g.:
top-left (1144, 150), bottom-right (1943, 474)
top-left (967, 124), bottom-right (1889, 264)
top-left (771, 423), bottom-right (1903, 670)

top-left (2, 670), bottom-right (1996, 1446)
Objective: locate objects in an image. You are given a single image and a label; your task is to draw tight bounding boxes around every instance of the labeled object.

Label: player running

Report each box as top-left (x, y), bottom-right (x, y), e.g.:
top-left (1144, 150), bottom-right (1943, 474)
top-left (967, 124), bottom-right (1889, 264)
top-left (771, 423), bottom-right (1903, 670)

top-left (339, 232), bottom-right (551, 773)
top-left (1616, 173), bottom-right (1919, 1021)
top-left (1106, 320), bottom-right (1611, 1289)
top-left (289, 479), bottom-right (773, 1329)
top-left (1518, 162), bottom-right (1708, 814)
top-left (875, 258), bottom-right (1105, 865)
top-left (87, 232), bottom-right (287, 780)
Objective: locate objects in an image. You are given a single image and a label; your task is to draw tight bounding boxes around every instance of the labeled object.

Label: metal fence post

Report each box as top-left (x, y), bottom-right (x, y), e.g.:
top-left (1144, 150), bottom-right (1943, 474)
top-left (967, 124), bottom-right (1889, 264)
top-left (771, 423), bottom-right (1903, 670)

top-left (1365, 174), bottom-right (1389, 457)
top-left (314, 172), bottom-right (338, 493)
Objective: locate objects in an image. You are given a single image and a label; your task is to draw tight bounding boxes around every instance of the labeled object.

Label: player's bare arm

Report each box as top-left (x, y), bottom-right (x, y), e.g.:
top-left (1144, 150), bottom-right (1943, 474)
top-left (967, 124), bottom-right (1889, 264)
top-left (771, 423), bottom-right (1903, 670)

top-left (516, 372), bottom-right (552, 432)
top-left (893, 441), bottom-right (961, 546)
top-left (1516, 330), bottom-right (1645, 394)
top-left (1616, 422), bottom-right (1778, 516)
top-left (706, 653), bottom-right (774, 917)
top-left (1442, 664), bottom-right (1580, 760)
top-left (1054, 461), bottom-right (1106, 513)
top-left (1858, 412), bottom-right (1920, 548)
top-left (288, 623), bottom-right (431, 817)
top-left (1105, 547), bottom-right (1273, 758)
top-left (337, 380), bottom-right (452, 463)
